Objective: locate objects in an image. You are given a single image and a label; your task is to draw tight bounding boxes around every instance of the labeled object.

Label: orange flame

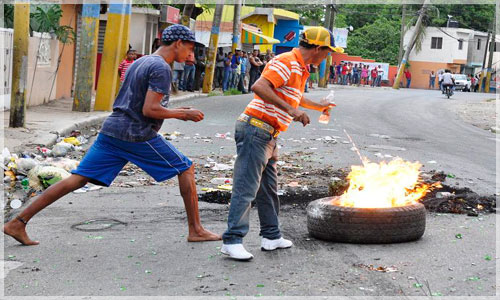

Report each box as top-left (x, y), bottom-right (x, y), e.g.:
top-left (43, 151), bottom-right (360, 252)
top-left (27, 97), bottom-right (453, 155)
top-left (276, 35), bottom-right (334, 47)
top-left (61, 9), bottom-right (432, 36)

top-left (338, 158), bottom-right (439, 208)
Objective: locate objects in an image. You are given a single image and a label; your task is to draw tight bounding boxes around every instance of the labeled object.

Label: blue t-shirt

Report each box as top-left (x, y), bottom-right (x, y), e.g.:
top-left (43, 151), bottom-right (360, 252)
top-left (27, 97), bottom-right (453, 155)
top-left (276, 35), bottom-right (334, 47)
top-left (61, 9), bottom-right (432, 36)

top-left (240, 57), bottom-right (247, 73)
top-left (224, 57), bottom-right (231, 72)
top-left (100, 55), bottom-right (171, 142)
top-left (231, 55), bottom-right (240, 69)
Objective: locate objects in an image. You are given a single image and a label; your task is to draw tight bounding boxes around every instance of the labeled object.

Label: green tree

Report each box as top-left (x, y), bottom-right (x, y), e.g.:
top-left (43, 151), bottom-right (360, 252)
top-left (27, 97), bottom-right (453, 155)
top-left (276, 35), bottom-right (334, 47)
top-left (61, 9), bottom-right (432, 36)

top-left (346, 17), bottom-right (401, 65)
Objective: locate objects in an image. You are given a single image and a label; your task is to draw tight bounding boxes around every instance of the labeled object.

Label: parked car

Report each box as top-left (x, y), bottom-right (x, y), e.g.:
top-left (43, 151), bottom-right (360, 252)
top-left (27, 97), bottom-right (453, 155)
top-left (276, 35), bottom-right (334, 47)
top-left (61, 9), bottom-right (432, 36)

top-left (452, 74), bottom-right (471, 92)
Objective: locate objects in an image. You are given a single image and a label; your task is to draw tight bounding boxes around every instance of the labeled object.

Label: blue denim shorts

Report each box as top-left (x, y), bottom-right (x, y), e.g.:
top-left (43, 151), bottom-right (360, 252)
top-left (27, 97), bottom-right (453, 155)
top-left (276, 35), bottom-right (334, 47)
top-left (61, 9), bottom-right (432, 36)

top-left (72, 133), bottom-right (192, 186)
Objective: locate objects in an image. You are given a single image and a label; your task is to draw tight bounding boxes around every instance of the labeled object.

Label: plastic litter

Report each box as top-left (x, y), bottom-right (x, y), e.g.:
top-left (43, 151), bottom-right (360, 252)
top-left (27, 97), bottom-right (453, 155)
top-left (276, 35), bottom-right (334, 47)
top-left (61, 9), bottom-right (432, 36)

top-left (10, 199), bottom-right (22, 209)
top-left (17, 158), bottom-right (39, 171)
top-left (52, 142), bottom-right (74, 157)
top-left (44, 157), bottom-right (79, 172)
top-left (318, 90), bottom-right (336, 125)
top-left (210, 177), bottom-right (233, 185)
top-left (63, 137), bottom-right (81, 146)
top-left (212, 163), bottom-right (232, 171)
top-left (28, 165), bottom-right (71, 190)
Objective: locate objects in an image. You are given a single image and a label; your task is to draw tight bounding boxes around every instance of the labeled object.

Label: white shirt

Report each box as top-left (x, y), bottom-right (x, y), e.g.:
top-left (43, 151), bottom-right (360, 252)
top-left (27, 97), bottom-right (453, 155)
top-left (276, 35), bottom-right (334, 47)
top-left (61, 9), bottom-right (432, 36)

top-left (438, 73), bottom-right (443, 81)
top-left (442, 73), bottom-right (454, 85)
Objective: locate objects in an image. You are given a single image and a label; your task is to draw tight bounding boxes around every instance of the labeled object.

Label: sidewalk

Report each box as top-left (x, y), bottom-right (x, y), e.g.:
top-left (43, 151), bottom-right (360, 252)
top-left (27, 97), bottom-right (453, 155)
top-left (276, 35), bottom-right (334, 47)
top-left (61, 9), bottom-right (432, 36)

top-left (1, 91), bottom-right (207, 152)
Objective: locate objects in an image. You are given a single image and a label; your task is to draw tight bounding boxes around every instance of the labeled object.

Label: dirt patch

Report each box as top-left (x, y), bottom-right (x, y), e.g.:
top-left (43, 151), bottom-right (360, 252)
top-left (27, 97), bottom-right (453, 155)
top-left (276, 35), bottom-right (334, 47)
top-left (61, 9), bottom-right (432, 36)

top-left (448, 98), bottom-right (497, 131)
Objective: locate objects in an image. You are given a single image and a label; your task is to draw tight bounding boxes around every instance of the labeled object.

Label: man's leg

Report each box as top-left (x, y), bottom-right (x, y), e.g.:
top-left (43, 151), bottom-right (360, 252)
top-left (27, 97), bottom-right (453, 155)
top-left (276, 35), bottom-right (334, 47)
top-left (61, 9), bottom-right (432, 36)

top-left (255, 156), bottom-right (281, 240)
top-left (3, 174), bottom-right (88, 245)
top-left (222, 122), bottom-right (271, 245)
top-left (178, 165), bottom-right (221, 242)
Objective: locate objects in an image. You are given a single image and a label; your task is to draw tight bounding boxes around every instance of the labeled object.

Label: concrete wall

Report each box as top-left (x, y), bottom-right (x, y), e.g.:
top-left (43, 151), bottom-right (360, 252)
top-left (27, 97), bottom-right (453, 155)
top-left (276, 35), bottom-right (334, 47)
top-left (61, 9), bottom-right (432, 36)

top-left (55, 4), bottom-right (77, 100)
top-left (27, 33), bottom-right (59, 107)
top-left (128, 8), bottom-right (159, 55)
top-left (404, 27), bottom-right (469, 64)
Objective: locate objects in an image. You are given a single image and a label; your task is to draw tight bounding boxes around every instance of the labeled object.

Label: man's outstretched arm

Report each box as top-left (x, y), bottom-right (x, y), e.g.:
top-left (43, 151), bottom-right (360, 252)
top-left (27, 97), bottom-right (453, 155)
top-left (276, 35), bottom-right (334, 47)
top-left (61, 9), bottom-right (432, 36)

top-left (142, 90), bottom-right (204, 122)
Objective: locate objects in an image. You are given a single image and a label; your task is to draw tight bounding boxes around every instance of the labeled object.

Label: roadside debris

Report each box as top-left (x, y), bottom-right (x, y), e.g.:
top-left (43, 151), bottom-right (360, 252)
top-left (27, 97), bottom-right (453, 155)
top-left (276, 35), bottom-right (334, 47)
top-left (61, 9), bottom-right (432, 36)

top-left (357, 263), bottom-right (398, 273)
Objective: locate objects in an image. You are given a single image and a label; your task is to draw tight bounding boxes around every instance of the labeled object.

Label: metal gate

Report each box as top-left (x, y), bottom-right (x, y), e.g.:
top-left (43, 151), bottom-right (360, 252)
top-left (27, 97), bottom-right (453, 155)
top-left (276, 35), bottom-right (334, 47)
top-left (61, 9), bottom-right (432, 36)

top-left (0, 28), bottom-right (14, 111)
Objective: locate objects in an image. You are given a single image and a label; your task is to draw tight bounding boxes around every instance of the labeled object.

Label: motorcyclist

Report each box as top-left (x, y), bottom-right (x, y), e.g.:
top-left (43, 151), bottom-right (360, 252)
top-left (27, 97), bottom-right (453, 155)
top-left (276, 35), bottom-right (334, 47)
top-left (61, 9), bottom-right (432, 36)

top-left (441, 69), bottom-right (455, 96)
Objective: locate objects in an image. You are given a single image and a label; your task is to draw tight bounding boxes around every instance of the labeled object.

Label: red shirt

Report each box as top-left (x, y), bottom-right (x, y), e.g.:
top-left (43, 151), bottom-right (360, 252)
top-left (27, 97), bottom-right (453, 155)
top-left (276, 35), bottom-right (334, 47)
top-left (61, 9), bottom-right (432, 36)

top-left (371, 68), bottom-right (378, 78)
top-left (118, 59), bottom-right (134, 82)
top-left (405, 71), bottom-right (411, 79)
top-left (341, 65), bottom-right (347, 75)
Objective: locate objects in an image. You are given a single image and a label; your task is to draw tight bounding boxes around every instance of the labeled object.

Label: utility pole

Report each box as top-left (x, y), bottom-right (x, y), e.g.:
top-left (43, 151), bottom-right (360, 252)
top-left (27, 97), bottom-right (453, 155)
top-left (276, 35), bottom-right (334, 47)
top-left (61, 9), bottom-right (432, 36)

top-left (232, 0), bottom-right (241, 54)
top-left (95, 1), bottom-right (131, 111)
top-left (398, 4), bottom-right (407, 66)
top-left (9, 2), bottom-right (30, 127)
top-left (393, 0), bottom-right (429, 90)
top-left (484, 17), bottom-right (496, 93)
top-left (73, 2), bottom-right (100, 112)
top-left (479, 30), bottom-right (491, 92)
top-left (181, 4), bottom-right (195, 27)
top-left (319, 4), bottom-right (336, 88)
top-left (202, 3), bottom-right (224, 93)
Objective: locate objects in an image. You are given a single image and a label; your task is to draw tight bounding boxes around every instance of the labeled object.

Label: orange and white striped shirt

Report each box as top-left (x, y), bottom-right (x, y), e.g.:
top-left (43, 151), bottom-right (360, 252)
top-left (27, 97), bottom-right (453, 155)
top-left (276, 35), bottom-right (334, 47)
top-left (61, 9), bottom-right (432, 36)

top-left (243, 48), bottom-right (310, 132)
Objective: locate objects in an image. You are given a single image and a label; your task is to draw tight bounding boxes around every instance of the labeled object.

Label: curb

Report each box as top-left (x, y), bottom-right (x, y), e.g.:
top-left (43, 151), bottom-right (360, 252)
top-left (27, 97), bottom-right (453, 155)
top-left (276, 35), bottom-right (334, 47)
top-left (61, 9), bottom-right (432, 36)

top-left (45, 93), bottom-right (209, 147)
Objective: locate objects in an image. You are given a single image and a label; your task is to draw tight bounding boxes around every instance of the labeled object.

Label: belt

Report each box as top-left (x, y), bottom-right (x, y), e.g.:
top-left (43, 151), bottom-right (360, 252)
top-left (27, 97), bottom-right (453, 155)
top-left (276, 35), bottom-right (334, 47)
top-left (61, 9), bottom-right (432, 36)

top-left (238, 114), bottom-right (280, 138)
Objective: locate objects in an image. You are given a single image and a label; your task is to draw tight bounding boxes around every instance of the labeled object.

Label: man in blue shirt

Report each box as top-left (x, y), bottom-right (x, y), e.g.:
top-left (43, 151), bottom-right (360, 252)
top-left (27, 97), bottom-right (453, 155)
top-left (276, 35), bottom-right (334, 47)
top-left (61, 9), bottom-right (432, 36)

top-left (3, 25), bottom-right (221, 246)
top-left (238, 51), bottom-right (248, 94)
top-left (230, 49), bottom-right (241, 89)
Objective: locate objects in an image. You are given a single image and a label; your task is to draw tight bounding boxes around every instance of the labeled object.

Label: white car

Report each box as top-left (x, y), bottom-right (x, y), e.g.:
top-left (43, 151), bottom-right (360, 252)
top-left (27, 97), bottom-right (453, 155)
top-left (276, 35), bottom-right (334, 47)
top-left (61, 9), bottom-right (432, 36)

top-left (452, 74), bottom-right (471, 92)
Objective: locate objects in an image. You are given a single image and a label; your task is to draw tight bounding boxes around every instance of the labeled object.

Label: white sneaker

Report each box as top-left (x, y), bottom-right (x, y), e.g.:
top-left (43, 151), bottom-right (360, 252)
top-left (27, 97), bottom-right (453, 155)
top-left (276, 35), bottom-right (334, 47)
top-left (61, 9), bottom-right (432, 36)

top-left (221, 244), bottom-right (254, 261)
top-left (261, 237), bottom-right (293, 251)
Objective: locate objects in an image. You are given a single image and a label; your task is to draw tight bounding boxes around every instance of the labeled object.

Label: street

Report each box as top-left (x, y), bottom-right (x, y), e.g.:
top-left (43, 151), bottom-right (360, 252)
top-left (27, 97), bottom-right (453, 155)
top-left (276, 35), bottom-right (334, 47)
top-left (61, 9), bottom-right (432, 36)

top-left (3, 87), bottom-right (497, 297)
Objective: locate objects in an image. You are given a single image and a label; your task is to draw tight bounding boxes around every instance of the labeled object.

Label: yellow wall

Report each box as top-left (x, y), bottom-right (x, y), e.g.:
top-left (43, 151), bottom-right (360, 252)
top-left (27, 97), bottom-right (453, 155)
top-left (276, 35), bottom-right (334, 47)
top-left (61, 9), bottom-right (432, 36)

top-left (242, 15), bottom-right (274, 52)
top-left (56, 4), bottom-right (77, 100)
top-left (407, 61), bottom-right (462, 90)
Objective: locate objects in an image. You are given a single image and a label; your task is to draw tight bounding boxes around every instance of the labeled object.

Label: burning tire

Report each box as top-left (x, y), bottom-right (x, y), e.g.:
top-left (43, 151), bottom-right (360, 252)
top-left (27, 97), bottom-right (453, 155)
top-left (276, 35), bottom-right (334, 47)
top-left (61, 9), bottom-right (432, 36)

top-left (307, 197), bottom-right (426, 244)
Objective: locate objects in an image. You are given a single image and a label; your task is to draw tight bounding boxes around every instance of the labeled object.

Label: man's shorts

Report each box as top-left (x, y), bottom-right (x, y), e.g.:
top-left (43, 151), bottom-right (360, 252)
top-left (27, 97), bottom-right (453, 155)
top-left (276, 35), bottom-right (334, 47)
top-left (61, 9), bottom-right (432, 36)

top-left (72, 133), bottom-right (192, 186)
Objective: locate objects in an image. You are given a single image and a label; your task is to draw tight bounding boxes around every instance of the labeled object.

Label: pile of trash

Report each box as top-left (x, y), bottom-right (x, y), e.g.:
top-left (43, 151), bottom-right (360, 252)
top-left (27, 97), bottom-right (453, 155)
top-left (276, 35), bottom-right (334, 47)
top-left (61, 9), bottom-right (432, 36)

top-left (2, 131), bottom-right (93, 212)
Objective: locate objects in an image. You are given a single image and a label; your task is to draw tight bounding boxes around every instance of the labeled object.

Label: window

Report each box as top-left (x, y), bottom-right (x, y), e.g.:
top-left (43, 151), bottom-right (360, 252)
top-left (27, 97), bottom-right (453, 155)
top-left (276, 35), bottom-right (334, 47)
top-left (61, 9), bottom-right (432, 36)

top-left (458, 39), bottom-right (463, 50)
top-left (431, 37), bottom-right (443, 49)
top-left (477, 39), bottom-right (481, 50)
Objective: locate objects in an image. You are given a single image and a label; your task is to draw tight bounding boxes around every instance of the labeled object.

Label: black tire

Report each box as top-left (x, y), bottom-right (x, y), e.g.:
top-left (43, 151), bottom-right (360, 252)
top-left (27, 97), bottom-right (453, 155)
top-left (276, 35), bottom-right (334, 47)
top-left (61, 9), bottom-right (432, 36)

top-left (306, 197), bottom-right (426, 244)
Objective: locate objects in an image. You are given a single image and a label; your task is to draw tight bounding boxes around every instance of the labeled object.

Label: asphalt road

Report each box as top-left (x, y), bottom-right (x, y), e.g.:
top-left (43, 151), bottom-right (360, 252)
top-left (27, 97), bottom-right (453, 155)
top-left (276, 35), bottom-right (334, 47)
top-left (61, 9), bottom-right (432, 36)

top-left (2, 87), bottom-right (497, 297)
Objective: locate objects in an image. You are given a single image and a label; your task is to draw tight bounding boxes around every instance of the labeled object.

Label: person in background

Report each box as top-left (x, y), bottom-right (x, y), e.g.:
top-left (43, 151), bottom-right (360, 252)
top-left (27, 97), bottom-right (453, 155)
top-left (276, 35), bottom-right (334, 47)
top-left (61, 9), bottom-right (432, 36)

top-left (470, 74), bottom-right (477, 92)
top-left (238, 51), bottom-right (248, 93)
top-left (336, 62), bottom-right (342, 84)
top-left (376, 65), bottom-right (384, 87)
top-left (172, 61), bottom-right (185, 92)
top-left (473, 74), bottom-right (480, 92)
top-left (230, 50), bottom-right (241, 89)
top-left (182, 50), bottom-right (196, 92)
top-left (118, 49), bottom-right (137, 82)
top-left (222, 52), bottom-right (233, 92)
top-left (429, 71), bottom-right (436, 89)
top-left (361, 65), bottom-right (368, 85)
top-left (404, 68), bottom-right (412, 88)
top-left (248, 49), bottom-right (263, 92)
top-left (194, 50), bottom-right (206, 91)
top-left (309, 64), bottom-right (317, 89)
top-left (151, 38), bottom-right (161, 53)
top-left (352, 63), bottom-right (359, 86)
top-left (329, 63), bottom-right (336, 85)
top-left (341, 62), bottom-right (348, 85)
top-left (370, 66), bottom-right (378, 87)
top-left (214, 48), bottom-right (225, 89)
top-left (259, 53), bottom-right (267, 74)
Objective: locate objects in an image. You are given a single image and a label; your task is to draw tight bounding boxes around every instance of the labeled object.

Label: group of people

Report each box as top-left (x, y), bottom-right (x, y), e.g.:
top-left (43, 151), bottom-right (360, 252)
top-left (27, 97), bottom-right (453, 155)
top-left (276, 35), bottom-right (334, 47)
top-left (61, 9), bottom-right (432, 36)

top-left (213, 48), bottom-right (276, 94)
top-left (323, 62), bottom-right (386, 88)
top-left (4, 24), bottom-right (341, 262)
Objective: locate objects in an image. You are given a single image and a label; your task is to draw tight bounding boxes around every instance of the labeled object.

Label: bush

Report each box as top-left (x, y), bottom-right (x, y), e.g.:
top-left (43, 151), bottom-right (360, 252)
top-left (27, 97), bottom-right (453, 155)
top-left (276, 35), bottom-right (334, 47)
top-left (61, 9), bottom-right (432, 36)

top-left (223, 88), bottom-right (242, 96)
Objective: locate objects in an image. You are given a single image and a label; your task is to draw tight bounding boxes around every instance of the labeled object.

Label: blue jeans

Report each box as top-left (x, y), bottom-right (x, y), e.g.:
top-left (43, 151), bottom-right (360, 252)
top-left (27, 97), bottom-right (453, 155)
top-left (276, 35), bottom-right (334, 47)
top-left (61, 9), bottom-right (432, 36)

top-left (230, 69), bottom-right (238, 89)
top-left (222, 68), bottom-right (231, 91)
top-left (182, 64), bottom-right (195, 91)
top-left (172, 70), bottom-right (183, 88)
top-left (223, 121), bottom-right (281, 244)
top-left (406, 78), bottom-right (411, 88)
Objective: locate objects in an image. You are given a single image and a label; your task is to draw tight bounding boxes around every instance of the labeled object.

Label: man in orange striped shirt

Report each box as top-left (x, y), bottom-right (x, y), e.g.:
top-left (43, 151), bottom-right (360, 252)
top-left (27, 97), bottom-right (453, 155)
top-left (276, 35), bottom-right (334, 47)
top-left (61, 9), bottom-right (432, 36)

top-left (221, 27), bottom-right (344, 260)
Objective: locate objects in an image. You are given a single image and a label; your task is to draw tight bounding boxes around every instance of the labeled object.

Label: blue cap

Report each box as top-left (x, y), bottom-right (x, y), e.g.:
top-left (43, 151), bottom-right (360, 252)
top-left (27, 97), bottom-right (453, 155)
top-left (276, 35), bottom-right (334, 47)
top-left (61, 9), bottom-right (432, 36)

top-left (162, 24), bottom-right (201, 46)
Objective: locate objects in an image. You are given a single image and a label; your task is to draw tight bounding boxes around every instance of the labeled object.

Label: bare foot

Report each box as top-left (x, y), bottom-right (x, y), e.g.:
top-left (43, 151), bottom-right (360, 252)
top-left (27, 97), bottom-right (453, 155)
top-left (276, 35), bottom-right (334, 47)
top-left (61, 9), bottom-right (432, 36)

top-left (187, 227), bottom-right (222, 242)
top-left (3, 219), bottom-right (39, 246)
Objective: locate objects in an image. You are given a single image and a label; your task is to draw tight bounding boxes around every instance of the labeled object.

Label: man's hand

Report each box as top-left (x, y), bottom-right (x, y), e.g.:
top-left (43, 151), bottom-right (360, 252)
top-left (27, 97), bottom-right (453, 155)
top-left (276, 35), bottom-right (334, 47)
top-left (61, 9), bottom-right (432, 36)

top-left (318, 98), bottom-right (336, 113)
top-left (181, 109), bottom-right (204, 122)
top-left (289, 108), bottom-right (310, 126)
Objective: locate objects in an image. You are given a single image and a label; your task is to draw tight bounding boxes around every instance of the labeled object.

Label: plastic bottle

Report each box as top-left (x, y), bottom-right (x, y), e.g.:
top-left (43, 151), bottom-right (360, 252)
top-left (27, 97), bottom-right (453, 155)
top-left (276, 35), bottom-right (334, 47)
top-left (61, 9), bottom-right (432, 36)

top-left (318, 90), bottom-right (336, 124)
top-left (21, 178), bottom-right (29, 191)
